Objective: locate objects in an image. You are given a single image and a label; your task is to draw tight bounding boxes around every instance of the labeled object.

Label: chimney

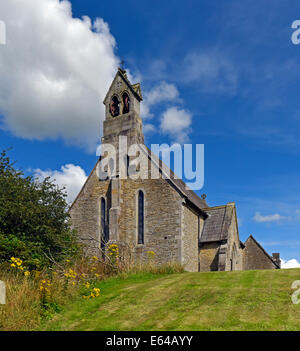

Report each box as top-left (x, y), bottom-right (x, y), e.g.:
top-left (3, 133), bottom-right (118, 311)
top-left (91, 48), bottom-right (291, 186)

top-left (272, 253), bottom-right (281, 268)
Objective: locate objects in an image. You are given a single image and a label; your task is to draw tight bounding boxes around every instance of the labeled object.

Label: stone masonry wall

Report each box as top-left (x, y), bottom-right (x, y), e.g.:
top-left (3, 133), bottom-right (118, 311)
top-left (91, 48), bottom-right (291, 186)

top-left (69, 162), bottom-right (111, 256)
top-left (224, 207), bottom-right (243, 271)
top-left (243, 237), bottom-right (277, 270)
top-left (199, 242), bottom-right (220, 272)
top-left (119, 177), bottom-right (183, 265)
top-left (182, 204), bottom-right (199, 272)
top-left (70, 152), bottom-right (204, 270)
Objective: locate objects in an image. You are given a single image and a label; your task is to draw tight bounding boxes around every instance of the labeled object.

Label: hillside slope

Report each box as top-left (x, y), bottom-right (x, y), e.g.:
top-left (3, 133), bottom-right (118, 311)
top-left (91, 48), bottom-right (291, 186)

top-left (42, 269), bottom-right (300, 331)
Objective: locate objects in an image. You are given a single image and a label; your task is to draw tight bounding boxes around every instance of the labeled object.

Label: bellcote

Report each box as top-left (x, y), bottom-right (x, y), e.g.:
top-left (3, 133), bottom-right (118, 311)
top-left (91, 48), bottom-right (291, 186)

top-left (103, 68), bottom-right (143, 121)
top-left (102, 68), bottom-right (144, 147)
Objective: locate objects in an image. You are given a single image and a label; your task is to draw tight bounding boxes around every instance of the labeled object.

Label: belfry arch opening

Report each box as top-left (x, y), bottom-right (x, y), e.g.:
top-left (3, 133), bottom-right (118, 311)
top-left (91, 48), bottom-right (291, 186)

top-left (122, 92), bottom-right (130, 114)
top-left (109, 96), bottom-right (120, 117)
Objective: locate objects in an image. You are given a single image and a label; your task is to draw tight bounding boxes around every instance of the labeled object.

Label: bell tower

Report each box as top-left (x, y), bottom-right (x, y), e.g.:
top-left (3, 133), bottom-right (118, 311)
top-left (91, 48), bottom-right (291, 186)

top-left (102, 68), bottom-right (144, 150)
top-left (101, 69), bottom-right (144, 243)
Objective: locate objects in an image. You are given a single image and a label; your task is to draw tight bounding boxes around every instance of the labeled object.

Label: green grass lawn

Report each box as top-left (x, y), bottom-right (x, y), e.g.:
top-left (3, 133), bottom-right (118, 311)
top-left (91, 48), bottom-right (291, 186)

top-left (41, 268), bottom-right (300, 331)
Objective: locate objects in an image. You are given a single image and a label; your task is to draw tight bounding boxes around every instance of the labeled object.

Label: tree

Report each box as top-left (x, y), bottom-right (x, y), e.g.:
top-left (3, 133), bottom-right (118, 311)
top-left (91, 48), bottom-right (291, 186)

top-left (0, 150), bottom-right (79, 269)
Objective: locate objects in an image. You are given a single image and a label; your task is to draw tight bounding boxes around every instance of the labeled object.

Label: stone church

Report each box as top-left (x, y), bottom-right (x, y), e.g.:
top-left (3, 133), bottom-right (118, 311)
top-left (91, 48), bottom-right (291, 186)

top-left (69, 68), bottom-right (280, 272)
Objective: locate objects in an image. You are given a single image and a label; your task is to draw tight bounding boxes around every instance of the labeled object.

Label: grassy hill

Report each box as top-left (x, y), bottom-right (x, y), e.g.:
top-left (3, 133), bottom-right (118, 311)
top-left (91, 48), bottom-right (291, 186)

top-left (41, 268), bottom-right (300, 331)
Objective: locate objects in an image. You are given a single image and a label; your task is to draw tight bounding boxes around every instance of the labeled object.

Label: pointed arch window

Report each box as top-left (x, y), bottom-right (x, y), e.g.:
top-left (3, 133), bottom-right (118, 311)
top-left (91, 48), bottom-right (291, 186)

top-left (138, 191), bottom-right (144, 245)
top-left (100, 197), bottom-right (108, 247)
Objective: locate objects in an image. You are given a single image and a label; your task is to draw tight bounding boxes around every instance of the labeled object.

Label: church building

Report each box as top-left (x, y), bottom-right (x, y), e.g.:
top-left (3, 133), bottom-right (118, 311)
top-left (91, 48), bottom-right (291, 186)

top-left (69, 68), bottom-right (280, 272)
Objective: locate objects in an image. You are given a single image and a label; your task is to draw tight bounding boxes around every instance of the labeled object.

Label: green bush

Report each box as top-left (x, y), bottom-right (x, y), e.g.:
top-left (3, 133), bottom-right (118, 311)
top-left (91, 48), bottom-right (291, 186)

top-left (0, 150), bottom-right (79, 269)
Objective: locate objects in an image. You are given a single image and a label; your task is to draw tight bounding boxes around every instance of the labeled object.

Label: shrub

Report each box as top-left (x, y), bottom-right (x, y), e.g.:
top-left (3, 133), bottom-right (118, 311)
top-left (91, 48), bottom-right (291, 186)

top-left (0, 150), bottom-right (79, 269)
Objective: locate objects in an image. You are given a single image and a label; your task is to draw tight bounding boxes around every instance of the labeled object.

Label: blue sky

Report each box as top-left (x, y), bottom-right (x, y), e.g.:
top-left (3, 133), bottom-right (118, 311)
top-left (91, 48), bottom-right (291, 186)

top-left (1, 0), bottom-right (300, 265)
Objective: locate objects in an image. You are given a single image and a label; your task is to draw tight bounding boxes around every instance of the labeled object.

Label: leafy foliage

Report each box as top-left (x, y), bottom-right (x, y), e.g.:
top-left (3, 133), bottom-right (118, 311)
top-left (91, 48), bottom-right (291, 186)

top-left (0, 150), bottom-right (79, 269)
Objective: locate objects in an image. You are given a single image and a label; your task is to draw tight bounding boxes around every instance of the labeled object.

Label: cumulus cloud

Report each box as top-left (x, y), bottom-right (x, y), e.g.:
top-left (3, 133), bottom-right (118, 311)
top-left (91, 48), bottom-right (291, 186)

top-left (253, 212), bottom-right (286, 223)
top-left (139, 81), bottom-right (193, 142)
top-left (141, 81), bottom-right (180, 119)
top-left (160, 107), bottom-right (192, 143)
top-left (34, 164), bottom-right (87, 204)
top-left (0, 0), bottom-right (120, 151)
top-left (281, 258), bottom-right (300, 269)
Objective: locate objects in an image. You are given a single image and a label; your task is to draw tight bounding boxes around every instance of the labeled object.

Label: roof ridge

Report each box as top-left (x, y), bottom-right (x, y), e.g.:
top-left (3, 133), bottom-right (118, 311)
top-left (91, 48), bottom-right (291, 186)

top-left (203, 205), bottom-right (227, 211)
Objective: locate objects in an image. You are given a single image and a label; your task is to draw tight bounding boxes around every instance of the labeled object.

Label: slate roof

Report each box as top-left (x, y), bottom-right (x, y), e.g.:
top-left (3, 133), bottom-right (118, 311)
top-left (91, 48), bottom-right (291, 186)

top-left (170, 176), bottom-right (208, 210)
top-left (200, 204), bottom-right (234, 243)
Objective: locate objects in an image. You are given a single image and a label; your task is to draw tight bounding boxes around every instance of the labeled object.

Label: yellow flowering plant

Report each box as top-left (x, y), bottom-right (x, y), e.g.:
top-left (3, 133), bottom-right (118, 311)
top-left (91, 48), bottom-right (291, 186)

top-left (83, 287), bottom-right (101, 300)
top-left (108, 244), bottom-right (119, 268)
top-left (63, 268), bottom-right (78, 287)
top-left (39, 279), bottom-right (52, 305)
top-left (10, 257), bottom-right (30, 277)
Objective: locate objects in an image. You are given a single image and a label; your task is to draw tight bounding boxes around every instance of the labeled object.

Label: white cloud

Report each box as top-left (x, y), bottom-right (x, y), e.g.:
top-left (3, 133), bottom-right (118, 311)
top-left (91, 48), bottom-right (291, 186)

top-left (0, 0), bottom-right (120, 151)
top-left (281, 258), bottom-right (300, 269)
top-left (140, 82), bottom-right (192, 141)
top-left (141, 81), bottom-right (180, 119)
top-left (182, 51), bottom-right (238, 94)
top-left (160, 107), bottom-right (192, 143)
top-left (143, 124), bottom-right (156, 134)
top-left (253, 212), bottom-right (286, 223)
top-left (34, 164), bottom-right (87, 204)
top-left (145, 81), bottom-right (179, 105)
